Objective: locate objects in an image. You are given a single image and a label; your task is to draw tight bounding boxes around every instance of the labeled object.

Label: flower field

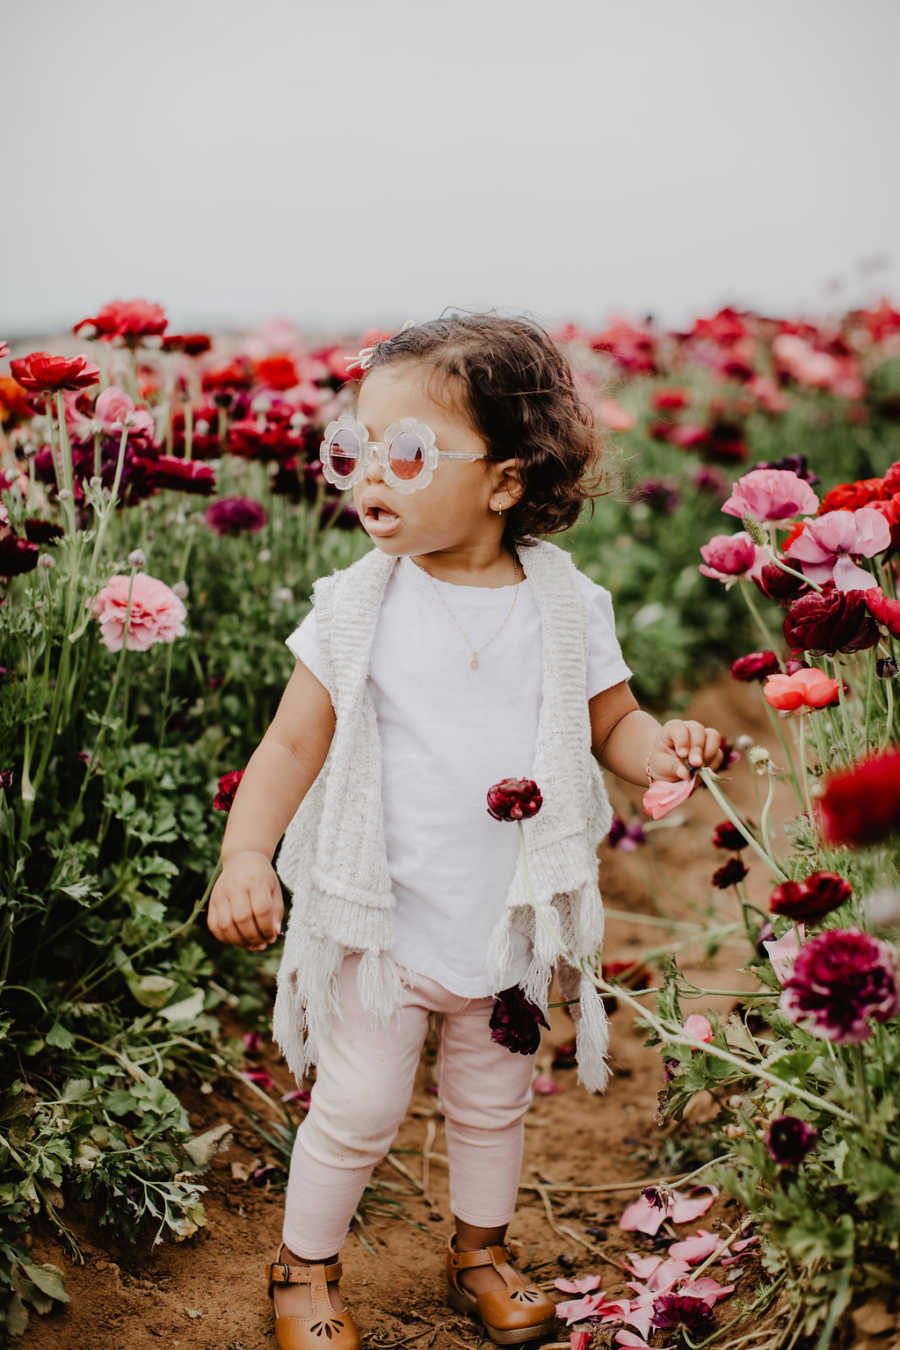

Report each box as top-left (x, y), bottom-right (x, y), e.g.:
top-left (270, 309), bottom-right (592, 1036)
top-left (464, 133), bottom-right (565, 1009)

top-left (1, 299), bottom-right (899, 1348)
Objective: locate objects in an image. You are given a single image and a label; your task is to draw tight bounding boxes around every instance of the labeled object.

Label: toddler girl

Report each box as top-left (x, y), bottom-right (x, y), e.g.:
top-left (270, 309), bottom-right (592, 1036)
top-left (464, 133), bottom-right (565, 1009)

top-left (207, 313), bottom-right (725, 1349)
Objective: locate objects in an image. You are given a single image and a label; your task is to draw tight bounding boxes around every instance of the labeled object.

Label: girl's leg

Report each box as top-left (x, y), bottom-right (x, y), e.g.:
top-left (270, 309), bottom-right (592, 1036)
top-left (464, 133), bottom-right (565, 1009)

top-left (276, 953), bottom-right (430, 1319)
top-left (437, 994), bottom-right (539, 1297)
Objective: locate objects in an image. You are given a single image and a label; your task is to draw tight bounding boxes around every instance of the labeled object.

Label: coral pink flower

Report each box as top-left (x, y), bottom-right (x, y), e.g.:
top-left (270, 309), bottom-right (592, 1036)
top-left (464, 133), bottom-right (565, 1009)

top-left (95, 386), bottom-right (156, 437)
top-left (683, 1014), bottom-right (714, 1043)
top-left (784, 508), bottom-right (890, 589)
top-left (762, 667), bottom-right (840, 711)
top-left (91, 573), bottom-right (187, 652)
top-left (74, 299), bottom-right (168, 343)
top-left (642, 776), bottom-right (697, 819)
top-left (596, 397), bottom-right (636, 432)
top-left (722, 468), bottom-right (819, 523)
top-left (10, 352), bottom-right (101, 394)
top-left (698, 531), bottom-right (766, 585)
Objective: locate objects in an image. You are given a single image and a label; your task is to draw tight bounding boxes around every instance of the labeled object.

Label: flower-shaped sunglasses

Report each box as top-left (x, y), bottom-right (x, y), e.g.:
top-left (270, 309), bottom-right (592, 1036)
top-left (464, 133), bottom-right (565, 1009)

top-left (319, 414), bottom-right (486, 494)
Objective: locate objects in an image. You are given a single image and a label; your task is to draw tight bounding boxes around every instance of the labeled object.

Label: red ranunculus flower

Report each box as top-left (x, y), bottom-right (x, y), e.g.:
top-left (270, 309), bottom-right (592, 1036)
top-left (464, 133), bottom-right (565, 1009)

top-left (731, 650), bottom-right (781, 681)
top-left (864, 586), bottom-right (900, 637)
top-left (769, 870), bottom-right (853, 922)
top-left (204, 496), bottom-right (267, 535)
top-left (254, 354), bottom-right (300, 391)
top-left (752, 560), bottom-right (809, 600)
top-left (213, 769), bottom-right (244, 811)
top-left (783, 585), bottom-right (880, 654)
top-left (486, 778), bottom-right (543, 821)
top-left (884, 461), bottom-right (900, 495)
top-left (201, 359), bottom-right (255, 392)
top-left (74, 299), bottom-right (168, 343)
top-left (780, 927), bottom-right (900, 1043)
top-left (9, 352), bottom-right (101, 394)
top-left (815, 747), bottom-right (900, 847)
top-left (712, 857), bottom-right (748, 888)
top-left (817, 478), bottom-right (885, 514)
top-left (651, 387), bottom-right (690, 411)
top-left (161, 333), bottom-right (212, 356)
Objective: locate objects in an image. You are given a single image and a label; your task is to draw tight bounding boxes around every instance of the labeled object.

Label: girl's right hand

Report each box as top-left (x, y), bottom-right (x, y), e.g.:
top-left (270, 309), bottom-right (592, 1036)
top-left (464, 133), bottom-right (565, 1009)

top-left (207, 851), bottom-right (284, 951)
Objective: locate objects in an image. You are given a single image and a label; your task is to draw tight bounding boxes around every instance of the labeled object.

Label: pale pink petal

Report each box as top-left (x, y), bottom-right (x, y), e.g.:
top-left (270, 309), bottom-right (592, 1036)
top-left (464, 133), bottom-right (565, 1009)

top-left (616, 1333), bottom-right (673, 1350)
top-left (668, 1229), bottom-right (721, 1263)
top-left (533, 1073), bottom-right (560, 1095)
top-left (570, 1332), bottom-right (593, 1350)
top-left (554, 1274), bottom-right (605, 1294)
top-left (762, 926), bottom-right (805, 984)
top-left (555, 1292), bottom-right (609, 1324)
top-left (626, 1254), bottom-right (664, 1280)
top-left (642, 775), bottom-right (697, 820)
top-left (850, 506), bottom-right (892, 556)
top-left (833, 554), bottom-right (880, 592)
top-left (684, 1276), bottom-right (737, 1306)
top-left (683, 1014), bottom-right (714, 1043)
top-left (670, 1187), bottom-right (718, 1223)
top-left (644, 1257), bottom-right (693, 1292)
top-left (734, 1235), bottom-right (759, 1252)
top-left (619, 1194), bottom-right (669, 1235)
top-left (602, 1293), bottom-right (656, 1338)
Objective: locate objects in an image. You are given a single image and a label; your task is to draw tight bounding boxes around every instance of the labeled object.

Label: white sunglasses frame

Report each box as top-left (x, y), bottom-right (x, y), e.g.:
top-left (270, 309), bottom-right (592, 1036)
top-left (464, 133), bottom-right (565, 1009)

top-left (319, 414), bottom-right (486, 494)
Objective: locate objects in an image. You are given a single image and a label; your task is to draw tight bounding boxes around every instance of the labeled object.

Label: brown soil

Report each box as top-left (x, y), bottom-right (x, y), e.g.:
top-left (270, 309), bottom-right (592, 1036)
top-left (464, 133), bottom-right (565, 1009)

top-left (18, 675), bottom-right (886, 1349)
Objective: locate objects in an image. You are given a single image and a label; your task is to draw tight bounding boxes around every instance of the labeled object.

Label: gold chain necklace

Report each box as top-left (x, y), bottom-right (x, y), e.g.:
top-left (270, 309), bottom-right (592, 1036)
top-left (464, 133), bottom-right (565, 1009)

top-left (421, 552), bottom-right (523, 670)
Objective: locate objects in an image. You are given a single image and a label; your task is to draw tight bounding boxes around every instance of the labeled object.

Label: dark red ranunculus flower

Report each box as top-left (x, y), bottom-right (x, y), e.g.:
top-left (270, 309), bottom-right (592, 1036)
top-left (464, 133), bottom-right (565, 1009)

top-left (783, 585), bottom-right (879, 654)
top-left (651, 1293), bottom-right (714, 1333)
top-left (489, 985), bottom-right (549, 1055)
top-left (816, 748), bottom-right (900, 847)
top-left (486, 778), bottom-right (543, 822)
top-left (550, 1037), bottom-right (577, 1068)
top-left (769, 870), bottom-right (853, 922)
top-left (24, 518), bottom-right (65, 544)
top-left (73, 299), bottom-right (168, 343)
top-left (817, 478), bottom-right (885, 515)
top-left (607, 816), bottom-right (647, 851)
top-left (213, 769), bottom-right (244, 811)
top-left (780, 927), bottom-right (900, 1043)
top-left (712, 857), bottom-right (748, 889)
top-left (145, 456), bottom-right (217, 495)
top-left (731, 650), bottom-right (781, 681)
top-left (712, 820), bottom-right (747, 851)
top-left (204, 496), bottom-right (267, 536)
top-left (161, 332), bottom-right (213, 356)
top-left (752, 560), bottom-right (810, 601)
top-left (629, 478), bottom-right (680, 514)
top-left (765, 1115), bottom-right (817, 1166)
top-left (0, 532), bottom-right (39, 575)
top-left (9, 352), bottom-right (101, 394)
top-left (201, 358), bottom-right (255, 392)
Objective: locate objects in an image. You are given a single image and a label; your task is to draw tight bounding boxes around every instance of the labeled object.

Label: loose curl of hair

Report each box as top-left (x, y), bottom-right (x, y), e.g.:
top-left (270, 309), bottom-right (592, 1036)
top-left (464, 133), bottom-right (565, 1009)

top-left (355, 310), bottom-right (612, 551)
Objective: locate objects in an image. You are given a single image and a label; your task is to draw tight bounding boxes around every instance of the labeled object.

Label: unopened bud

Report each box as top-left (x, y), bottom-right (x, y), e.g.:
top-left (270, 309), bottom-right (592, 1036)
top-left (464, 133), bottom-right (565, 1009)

top-left (172, 580), bottom-right (189, 600)
top-left (741, 515), bottom-right (767, 547)
top-left (38, 553), bottom-right (55, 570)
top-left (128, 549), bottom-right (146, 569)
top-left (877, 657), bottom-right (899, 679)
top-left (736, 734), bottom-right (754, 750)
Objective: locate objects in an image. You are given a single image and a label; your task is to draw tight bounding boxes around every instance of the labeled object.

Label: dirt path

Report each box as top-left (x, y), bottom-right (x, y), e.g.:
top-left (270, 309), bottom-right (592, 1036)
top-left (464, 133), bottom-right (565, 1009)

top-left (21, 674), bottom-right (797, 1349)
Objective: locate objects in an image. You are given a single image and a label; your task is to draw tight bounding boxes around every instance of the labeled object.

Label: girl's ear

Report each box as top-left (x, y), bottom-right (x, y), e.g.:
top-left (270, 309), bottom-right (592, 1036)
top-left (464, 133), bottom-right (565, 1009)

top-left (492, 458), bottom-right (524, 506)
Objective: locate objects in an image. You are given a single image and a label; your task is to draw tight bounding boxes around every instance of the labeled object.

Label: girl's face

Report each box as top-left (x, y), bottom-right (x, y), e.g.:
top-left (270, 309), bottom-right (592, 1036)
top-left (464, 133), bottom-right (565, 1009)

top-left (351, 362), bottom-right (520, 560)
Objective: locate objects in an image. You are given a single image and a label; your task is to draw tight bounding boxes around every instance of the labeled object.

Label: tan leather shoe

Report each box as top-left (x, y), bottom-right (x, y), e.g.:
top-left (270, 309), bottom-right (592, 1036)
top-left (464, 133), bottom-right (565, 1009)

top-left (267, 1244), bottom-right (361, 1349)
top-left (446, 1233), bottom-right (557, 1345)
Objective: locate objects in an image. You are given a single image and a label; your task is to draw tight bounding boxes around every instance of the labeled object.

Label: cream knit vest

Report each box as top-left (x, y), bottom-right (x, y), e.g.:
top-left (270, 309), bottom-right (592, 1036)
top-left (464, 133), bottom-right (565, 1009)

top-left (273, 536), bottom-right (616, 1093)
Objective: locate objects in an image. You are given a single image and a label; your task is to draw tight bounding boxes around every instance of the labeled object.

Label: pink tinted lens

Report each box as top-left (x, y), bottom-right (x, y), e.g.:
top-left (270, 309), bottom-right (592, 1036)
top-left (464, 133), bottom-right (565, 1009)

top-left (328, 426), bottom-right (362, 477)
top-left (388, 429), bottom-right (426, 481)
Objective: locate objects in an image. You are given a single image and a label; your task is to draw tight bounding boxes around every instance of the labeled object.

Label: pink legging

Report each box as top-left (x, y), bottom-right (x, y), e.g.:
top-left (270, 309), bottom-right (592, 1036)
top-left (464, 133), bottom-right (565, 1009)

top-left (282, 952), bottom-right (541, 1258)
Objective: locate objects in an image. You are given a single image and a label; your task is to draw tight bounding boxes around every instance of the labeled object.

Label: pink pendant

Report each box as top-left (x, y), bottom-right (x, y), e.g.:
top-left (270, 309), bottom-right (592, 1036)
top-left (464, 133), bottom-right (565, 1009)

top-left (470, 655), bottom-right (479, 669)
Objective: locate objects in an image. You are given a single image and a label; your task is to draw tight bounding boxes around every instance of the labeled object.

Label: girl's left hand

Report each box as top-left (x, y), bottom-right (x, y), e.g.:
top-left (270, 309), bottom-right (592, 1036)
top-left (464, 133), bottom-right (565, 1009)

top-left (650, 719), bottom-right (725, 782)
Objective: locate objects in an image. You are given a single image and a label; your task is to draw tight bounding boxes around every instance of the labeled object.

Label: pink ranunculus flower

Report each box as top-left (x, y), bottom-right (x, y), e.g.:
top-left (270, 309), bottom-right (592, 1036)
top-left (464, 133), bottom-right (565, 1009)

top-left (596, 396), bottom-right (636, 431)
top-left (698, 531), bottom-right (766, 585)
top-left (783, 507), bottom-right (891, 590)
top-left (95, 385), bottom-right (156, 437)
top-left (721, 468), bottom-right (819, 523)
top-left (683, 1014), bottom-right (714, 1044)
top-left (642, 775), bottom-right (697, 819)
top-left (91, 573), bottom-right (187, 652)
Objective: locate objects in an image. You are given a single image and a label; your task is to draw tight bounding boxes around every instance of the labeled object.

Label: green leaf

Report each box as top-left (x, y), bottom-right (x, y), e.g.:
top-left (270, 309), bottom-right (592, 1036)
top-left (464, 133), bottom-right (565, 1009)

top-left (45, 1022), bottom-right (75, 1051)
top-left (21, 1262), bottom-right (69, 1304)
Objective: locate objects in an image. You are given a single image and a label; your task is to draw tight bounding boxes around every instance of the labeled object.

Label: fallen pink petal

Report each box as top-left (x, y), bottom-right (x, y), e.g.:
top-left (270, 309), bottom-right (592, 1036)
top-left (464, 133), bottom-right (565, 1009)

top-left (554, 1274), bottom-right (605, 1295)
top-left (667, 1229), bottom-right (722, 1263)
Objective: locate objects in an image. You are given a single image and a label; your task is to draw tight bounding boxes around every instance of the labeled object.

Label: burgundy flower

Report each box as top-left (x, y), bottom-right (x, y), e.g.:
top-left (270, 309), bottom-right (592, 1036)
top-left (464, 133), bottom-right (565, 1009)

top-left (73, 299), bottom-right (168, 343)
top-left (9, 352), bottom-right (100, 394)
top-left (489, 985), bottom-right (549, 1054)
top-left (651, 1293), bottom-right (714, 1333)
top-left (815, 748), bottom-right (900, 848)
top-left (753, 561), bottom-right (809, 601)
top-left (161, 332), bottom-right (212, 356)
top-left (145, 456), bottom-right (216, 495)
top-left (0, 769), bottom-right (14, 791)
top-left (769, 870), bottom-right (852, 923)
top-left (23, 518), bottom-right (65, 544)
top-left (712, 857), bottom-right (748, 889)
top-left (213, 769), bottom-right (245, 811)
top-left (204, 497), bottom-right (267, 536)
top-left (486, 778), bottom-right (543, 822)
top-left (780, 927), bottom-right (900, 1043)
top-left (629, 478), bottom-right (680, 514)
top-left (712, 820), bottom-right (747, 851)
top-left (783, 585), bottom-right (879, 654)
top-left (765, 1115), bottom-right (817, 1167)
top-left (0, 532), bottom-right (39, 575)
top-left (731, 650), bottom-right (781, 681)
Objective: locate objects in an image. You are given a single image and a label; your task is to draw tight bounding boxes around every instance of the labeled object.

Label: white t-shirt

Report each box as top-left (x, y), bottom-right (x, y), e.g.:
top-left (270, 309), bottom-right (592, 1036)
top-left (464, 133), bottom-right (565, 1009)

top-left (285, 552), bottom-right (632, 997)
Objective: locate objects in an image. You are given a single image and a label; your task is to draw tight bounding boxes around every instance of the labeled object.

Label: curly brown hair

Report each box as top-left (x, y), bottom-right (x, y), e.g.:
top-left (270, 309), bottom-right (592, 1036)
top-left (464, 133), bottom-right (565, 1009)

top-left (355, 310), bottom-right (612, 551)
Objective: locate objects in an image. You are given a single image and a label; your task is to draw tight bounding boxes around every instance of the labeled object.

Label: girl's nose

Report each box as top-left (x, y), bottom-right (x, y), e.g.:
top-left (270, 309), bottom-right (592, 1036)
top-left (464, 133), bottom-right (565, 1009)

top-left (362, 448), bottom-right (384, 483)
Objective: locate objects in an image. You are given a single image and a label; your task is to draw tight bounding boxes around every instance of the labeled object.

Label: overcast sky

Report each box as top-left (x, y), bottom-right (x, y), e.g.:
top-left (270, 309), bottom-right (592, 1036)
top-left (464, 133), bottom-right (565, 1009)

top-left (3, 0), bottom-right (897, 339)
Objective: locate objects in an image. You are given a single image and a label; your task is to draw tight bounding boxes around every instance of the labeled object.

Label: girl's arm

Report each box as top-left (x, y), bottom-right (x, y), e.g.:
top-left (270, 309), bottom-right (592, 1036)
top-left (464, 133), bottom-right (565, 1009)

top-left (589, 680), bottom-right (724, 787)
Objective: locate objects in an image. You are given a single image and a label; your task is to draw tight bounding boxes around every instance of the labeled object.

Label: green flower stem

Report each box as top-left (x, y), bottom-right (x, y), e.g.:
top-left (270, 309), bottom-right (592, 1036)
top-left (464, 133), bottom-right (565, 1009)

top-left (853, 1043), bottom-right (871, 1123)
top-left (757, 762), bottom-right (779, 863)
top-left (880, 672), bottom-right (895, 750)
top-left (760, 698), bottom-right (803, 802)
top-left (861, 648), bottom-right (876, 755)
top-left (696, 767), bottom-right (789, 881)
top-left (760, 525), bottom-right (824, 593)
top-left (739, 579), bottom-right (778, 652)
top-left (792, 715), bottom-right (815, 824)
top-left (882, 556), bottom-right (898, 600)
top-left (86, 423), bottom-right (130, 582)
top-left (824, 653), bottom-right (855, 757)
top-left (53, 392), bottom-right (78, 538)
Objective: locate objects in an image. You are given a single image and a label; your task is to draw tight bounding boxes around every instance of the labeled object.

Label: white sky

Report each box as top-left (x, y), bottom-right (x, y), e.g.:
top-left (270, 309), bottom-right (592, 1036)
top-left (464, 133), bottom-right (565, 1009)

top-left (3, 0), bottom-right (897, 339)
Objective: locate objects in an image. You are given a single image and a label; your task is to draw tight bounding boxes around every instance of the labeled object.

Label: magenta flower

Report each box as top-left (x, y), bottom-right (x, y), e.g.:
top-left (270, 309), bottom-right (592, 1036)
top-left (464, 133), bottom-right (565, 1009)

top-left (765, 1115), bottom-right (817, 1167)
top-left (699, 531), bottom-right (766, 585)
top-left (721, 468), bottom-right (819, 523)
top-left (780, 927), bottom-right (900, 1043)
top-left (204, 496), bottom-right (268, 535)
top-left (91, 574), bottom-right (187, 652)
top-left (608, 816), bottom-right (647, 850)
top-left (784, 508), bottom-right (891, 590)
top-left (213, 769), bottom-right (244, 811)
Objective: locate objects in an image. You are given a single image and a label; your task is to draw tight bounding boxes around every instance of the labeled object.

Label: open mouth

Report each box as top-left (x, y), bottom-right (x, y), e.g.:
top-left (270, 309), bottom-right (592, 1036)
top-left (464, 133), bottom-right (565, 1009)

top-left (365, 506), bottom-right (400, 524)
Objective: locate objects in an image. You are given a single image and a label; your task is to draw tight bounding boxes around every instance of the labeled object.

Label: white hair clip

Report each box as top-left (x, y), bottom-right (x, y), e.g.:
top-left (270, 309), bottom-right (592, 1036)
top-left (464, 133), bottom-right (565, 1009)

top-left (345, 318), bottom-right (417, 373)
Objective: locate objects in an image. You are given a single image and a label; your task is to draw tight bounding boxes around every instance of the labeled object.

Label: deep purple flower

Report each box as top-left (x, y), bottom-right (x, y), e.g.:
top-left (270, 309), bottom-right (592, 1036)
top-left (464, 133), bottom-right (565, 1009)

top-left (651, 1293), bottom-right (714, 1333)
top-left (780, 927), bottom-right (900, 1043)
top-left (712, 857), bottom-right (749, 889)
top-left (204, 496), bottom-right (267, 536)
top-left (489, 985), bottom-right (549, 1055)
top-left (755, 921), bottom-right (775, 958)
top-left (765, 1115), bottom-right (818, 1167)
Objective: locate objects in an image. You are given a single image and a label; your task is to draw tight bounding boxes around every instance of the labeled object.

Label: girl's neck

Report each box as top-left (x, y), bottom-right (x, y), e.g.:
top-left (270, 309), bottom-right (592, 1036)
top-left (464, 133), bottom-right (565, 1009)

top-left (408, 546), bottom-right (521, 589)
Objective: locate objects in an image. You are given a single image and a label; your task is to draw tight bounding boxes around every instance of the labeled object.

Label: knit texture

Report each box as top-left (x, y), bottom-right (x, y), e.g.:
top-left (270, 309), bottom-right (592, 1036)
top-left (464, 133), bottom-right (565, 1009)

top-left (273, 537), bottom-right (617, 1093)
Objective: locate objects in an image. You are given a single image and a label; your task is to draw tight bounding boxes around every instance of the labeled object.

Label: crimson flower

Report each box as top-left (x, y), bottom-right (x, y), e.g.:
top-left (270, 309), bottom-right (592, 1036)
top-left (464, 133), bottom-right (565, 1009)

top-left (144, 456), bottom-right (216, 495)
top-left (815, 748), bottom-right (900, 847)
top-left (865, 586), bottom-right (900, 637)
top-left (9, 352), bottom-right (100, 394)
top-left (780, 927), bottom-right (900, 1043)
top-left (712, 820), bottom-right (747, 850)
top-left (712, 857), bottom-right (748, 888)
top-left (769, 871), bottom-right (852, 922)
top-left (783, 585), bottom-right (879, 654)
top-left (204, 497), bottom-right (267, 535)
top-left (486, 778), bottom-right (543, 821)
top-left (765, 1116), bottom-right (817, 1167)
top-left (752, 560), bottom-right (809, 601)
top-left (731, 650), bottom-right (781, 681)
top-left (161, 333), bottom-right (212, 356)
top-left (214, 769), bottom-right (244, 812)
top-left (489, 986), bottom-right (549, 1054)
top-left (73, 299), bottom-right (168, 343)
